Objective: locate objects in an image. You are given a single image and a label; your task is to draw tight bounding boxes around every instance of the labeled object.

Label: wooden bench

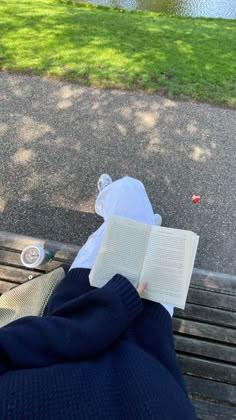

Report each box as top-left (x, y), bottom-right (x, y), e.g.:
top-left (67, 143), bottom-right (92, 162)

top-left (0, 231), bottom-right (235, 420)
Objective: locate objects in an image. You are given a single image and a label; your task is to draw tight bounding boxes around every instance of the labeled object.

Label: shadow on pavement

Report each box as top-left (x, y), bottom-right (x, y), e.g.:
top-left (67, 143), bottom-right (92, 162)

top-left (0, 72), bottom-right (235, 274)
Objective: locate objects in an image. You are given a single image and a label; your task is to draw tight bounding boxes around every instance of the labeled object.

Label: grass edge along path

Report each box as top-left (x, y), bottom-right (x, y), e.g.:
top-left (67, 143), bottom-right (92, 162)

top-left (0, 0), bottom-right (236, 107)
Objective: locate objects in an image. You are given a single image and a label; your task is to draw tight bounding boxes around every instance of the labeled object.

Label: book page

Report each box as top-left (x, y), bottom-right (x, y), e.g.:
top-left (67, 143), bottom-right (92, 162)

top-left (183, 234), bottom-right (199, 302)
top-left (89, 215), bottom-right (152, 289)
top-left (141, 227), bottom-right (195, 308)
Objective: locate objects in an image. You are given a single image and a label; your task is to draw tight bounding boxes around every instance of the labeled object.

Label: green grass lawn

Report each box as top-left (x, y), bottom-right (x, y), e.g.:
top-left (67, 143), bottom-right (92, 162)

top-left (0, 0), bottom-right (235, 106)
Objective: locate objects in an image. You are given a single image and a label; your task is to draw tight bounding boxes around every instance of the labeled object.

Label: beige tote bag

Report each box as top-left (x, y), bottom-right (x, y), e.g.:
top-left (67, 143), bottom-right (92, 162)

top-left (0, 267), bottom-right (65, 328)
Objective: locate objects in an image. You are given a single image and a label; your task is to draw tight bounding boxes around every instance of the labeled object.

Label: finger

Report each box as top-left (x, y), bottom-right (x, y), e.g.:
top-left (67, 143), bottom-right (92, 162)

top-left (137, 281), bottom-right (147, 296)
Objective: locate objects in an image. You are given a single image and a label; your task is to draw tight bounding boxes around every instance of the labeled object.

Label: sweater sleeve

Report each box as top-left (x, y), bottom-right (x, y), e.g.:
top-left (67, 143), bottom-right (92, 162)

top-left (0, 274), bottom-right (143, 375)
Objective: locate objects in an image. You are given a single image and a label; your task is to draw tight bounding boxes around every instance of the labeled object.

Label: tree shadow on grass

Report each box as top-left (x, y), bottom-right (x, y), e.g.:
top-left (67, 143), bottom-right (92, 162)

top-left (0, 0), bottom-right (235, 104)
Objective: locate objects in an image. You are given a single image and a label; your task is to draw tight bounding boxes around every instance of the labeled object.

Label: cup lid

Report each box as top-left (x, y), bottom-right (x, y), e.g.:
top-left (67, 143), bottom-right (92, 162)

top-left (20, 245), bottom-right (45, 268)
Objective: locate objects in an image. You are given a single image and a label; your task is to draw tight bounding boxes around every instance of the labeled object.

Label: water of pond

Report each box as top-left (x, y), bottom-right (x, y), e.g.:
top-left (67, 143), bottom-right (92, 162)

top-left (78, 0), bottom-right (236, 19)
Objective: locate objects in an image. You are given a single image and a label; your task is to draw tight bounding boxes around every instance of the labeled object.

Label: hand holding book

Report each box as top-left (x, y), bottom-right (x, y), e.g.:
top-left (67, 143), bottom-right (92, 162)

top-left (137, 281), bottom-right (148, 297)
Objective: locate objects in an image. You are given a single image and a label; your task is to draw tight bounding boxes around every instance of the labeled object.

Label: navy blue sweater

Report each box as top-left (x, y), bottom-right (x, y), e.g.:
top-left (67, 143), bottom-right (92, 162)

top-left (0, 268), bottom-right (196, 419)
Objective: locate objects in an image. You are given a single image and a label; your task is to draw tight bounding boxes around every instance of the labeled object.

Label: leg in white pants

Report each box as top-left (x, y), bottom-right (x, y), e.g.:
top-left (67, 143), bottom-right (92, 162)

top-left (70, 176), bottom-right (174, 317)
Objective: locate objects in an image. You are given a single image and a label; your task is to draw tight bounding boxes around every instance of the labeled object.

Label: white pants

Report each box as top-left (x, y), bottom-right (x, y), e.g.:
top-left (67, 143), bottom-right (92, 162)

top-left (70, 176), bottom-right (174, 317)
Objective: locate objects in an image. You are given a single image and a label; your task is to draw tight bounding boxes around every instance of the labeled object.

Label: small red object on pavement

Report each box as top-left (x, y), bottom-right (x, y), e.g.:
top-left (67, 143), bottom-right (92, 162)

top-left (192, 194), bottom-right (200, 204)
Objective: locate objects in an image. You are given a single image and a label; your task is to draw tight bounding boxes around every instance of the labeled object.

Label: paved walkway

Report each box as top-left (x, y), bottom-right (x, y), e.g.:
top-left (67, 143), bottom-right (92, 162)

top-left (0, 71), bottom-right (235, 274)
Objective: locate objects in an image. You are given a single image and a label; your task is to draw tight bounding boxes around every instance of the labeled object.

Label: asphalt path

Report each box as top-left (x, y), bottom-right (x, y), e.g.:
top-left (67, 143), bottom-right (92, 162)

top-left (0, 72), bottom-right (235, 274)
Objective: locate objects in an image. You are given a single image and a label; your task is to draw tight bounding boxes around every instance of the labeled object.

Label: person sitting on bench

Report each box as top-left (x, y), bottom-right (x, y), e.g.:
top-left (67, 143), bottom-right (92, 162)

top-left (0, 175), bottom-right (196, 419)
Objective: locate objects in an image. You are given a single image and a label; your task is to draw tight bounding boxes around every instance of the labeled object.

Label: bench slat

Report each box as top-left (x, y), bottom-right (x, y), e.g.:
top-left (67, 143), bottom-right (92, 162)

top-left (173, 318), bottom-right (236, 344)
top-left (0, 249), bottom-right (70, 273)
top-left (0, 280), bottom-right (19, 294)
top-left (187, 288), bottom-right (236, 311)
top-left (191, 398), bottom-right (236, 420)
top-left (191, 270), bottom-right (236, 296)
top-left (174, 335), bottom-right (236, 363)
top-left (174, 304), bottom-right (236, 329)
top-left (177, 354), bottom-right (236, 385)
top-left (0, 265), bottom-right (41, 284)
top-left (184, 375), bottom-right (236, 404)
top-left (0, 231), bottom-right (80, 261)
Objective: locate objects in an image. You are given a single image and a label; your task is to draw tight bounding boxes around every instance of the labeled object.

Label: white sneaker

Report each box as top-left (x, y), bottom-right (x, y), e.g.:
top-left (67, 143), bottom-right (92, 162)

top-left (154, 213), bottom-right (162, 226)
top-left (97, 174), bottom-right (113, 192)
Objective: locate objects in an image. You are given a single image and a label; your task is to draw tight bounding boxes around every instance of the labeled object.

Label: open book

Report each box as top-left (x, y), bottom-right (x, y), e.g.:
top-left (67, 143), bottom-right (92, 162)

top-left (89, 215), bottom-right (199, 309)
